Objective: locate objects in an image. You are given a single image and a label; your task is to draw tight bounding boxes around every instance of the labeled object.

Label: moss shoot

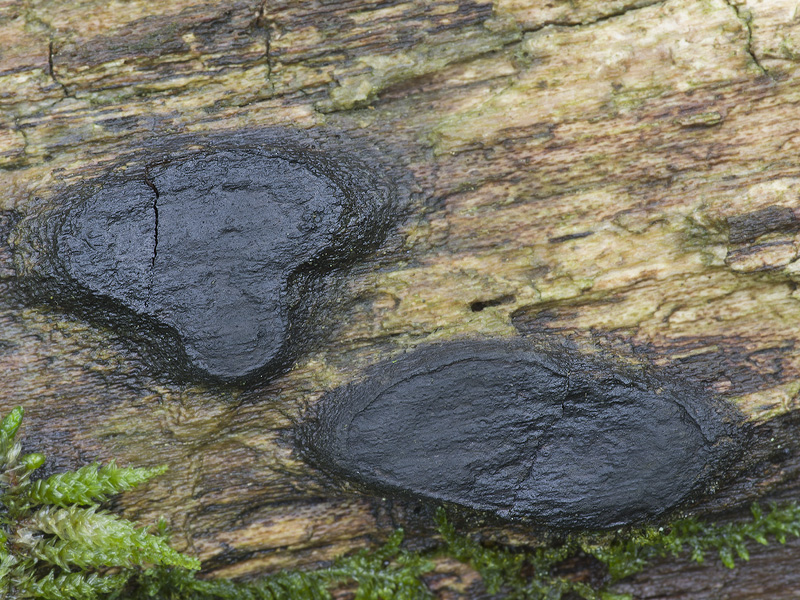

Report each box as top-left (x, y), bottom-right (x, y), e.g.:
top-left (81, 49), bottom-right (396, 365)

top-left (0, 407), bottom-right (198, 600)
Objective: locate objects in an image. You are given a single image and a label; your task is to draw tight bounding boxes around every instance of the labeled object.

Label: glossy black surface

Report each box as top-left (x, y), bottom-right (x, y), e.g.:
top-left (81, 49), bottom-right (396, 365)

top-left (302, 339), bottom-right (744, 529)
top-left (13, 136), bottom-right (399, 383)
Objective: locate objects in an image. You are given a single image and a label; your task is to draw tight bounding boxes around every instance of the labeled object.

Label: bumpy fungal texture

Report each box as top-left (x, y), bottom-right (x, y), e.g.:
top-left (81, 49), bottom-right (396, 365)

top-left (11, 134), bottom-right (399, 383)
top-left (302, 339), bottom-right (744, 529)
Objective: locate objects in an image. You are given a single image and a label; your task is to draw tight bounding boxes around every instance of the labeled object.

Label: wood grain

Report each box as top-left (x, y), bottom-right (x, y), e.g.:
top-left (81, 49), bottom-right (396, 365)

top-left (4, 0), bottom-right (800, 596)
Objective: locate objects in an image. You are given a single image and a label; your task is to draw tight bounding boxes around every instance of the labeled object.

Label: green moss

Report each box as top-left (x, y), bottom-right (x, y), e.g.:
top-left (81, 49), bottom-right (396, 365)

top-left (0, 407), bottom-right (199, 600)
top-left (584, 502), bottom-right (800, 578)
top-left (430, 502), bottom-right (800, 599)
top-left (119, 502), bottom-right (800, 600)
top-left (123, 530), bottom-right (434, 600)
top-left (434, 508), bottom-right (576, 599)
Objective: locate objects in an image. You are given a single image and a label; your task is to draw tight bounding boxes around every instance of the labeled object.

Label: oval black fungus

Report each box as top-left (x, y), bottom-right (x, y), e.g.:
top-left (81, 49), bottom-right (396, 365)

top-left (12, 136), bottom-right (399, 382)
top-left (301, 340), bottom-right (744, 529)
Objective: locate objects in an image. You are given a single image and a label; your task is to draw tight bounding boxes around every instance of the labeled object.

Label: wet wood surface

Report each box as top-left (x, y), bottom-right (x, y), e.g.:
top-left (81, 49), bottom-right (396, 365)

top-left (4, 0), bottom-right (800, 597)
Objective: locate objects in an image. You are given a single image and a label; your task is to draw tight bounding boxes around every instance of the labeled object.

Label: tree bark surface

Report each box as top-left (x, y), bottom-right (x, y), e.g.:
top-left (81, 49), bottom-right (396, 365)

top-left (3, 0), bottom-right (800, 597)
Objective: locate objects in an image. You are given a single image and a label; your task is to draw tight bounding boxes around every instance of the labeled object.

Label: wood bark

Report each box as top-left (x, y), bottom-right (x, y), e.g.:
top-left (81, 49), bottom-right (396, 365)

top-left (3, 0), bottom-right (800, 597)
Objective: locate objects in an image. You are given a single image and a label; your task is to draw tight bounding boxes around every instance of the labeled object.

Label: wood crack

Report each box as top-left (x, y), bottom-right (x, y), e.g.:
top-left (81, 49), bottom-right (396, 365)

top-left (143, 171), bottom-right (160, 307)
top-left (257, 0), bottom-right (274, 92)
top-left (15, 119), bottom-right (29, 158)
top-left (47, 41), bottom-right (73, 99)
top-left (723, 0), bottom-right (770, 76)
top-left (515, 0), bottom-right (668, 35)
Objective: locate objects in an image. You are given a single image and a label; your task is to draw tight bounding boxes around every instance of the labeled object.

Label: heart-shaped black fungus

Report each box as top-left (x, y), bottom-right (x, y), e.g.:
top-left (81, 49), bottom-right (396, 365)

top-left (12, 136), bottom-right (400, 383)
top-left (301, 339), bottom-right (744, 529)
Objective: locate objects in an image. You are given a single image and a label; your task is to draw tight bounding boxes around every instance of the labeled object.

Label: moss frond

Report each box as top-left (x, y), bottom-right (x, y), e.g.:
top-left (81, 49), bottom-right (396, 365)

top-left (584, 501), bottom-right (800, 579)
top-left (26, 462), bottom-right (169, 508)
top-left (435, 507), bottom-right (575, 597)
top-left (432, 502), bottom-right (800, 600)
top-left (27, 505), bottom-right (199, 571)
top-left (0, 406), bottom-right (197, 600)
top-left (123, 529), bottom-right (434, 600)
top-left (19, 571), bottom-right (128, 600)
top-left (1, 407), bottom-right (25, 441)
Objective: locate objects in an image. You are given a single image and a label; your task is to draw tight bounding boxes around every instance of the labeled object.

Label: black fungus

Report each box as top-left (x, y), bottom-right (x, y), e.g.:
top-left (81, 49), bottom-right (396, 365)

top-left (301, 339), bottom-right (744, 529)
top-left (11, 133), bottom-right (401, 383)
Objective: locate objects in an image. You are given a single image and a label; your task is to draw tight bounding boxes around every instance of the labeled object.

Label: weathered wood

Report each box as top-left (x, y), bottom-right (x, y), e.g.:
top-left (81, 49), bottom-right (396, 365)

top-left (4, 0), bottom-right (800, 596)
top-left (614, 529), bottom-right (800, 600)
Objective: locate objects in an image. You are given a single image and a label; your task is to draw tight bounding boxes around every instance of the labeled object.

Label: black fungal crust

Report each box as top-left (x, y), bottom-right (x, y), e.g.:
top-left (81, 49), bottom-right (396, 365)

top-left (300, 339), bottom-right (746, 530)
top-left (10, 130), bottom-right (404, 384)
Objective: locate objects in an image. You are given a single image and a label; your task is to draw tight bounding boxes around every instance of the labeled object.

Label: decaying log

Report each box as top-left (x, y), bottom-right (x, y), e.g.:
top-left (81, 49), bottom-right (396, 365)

top-left (4, 0), bottom-right (800, 597)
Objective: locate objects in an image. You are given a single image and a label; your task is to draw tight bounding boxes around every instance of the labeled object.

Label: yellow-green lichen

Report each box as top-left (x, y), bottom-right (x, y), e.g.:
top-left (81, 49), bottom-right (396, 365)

top-left (319, 17), bottom-right (521, 112)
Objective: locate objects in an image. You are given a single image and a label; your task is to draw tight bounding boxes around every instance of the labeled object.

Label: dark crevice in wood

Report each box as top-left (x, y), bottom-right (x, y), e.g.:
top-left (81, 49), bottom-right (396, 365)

top-left (516, 0), bottom-right (667, 35)
top-left (47, 40), bottom-right (71, 99)
top-left (723, 0), bottom-right (770, 77)
top-left (256, 0), bottom-right (274, 91)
